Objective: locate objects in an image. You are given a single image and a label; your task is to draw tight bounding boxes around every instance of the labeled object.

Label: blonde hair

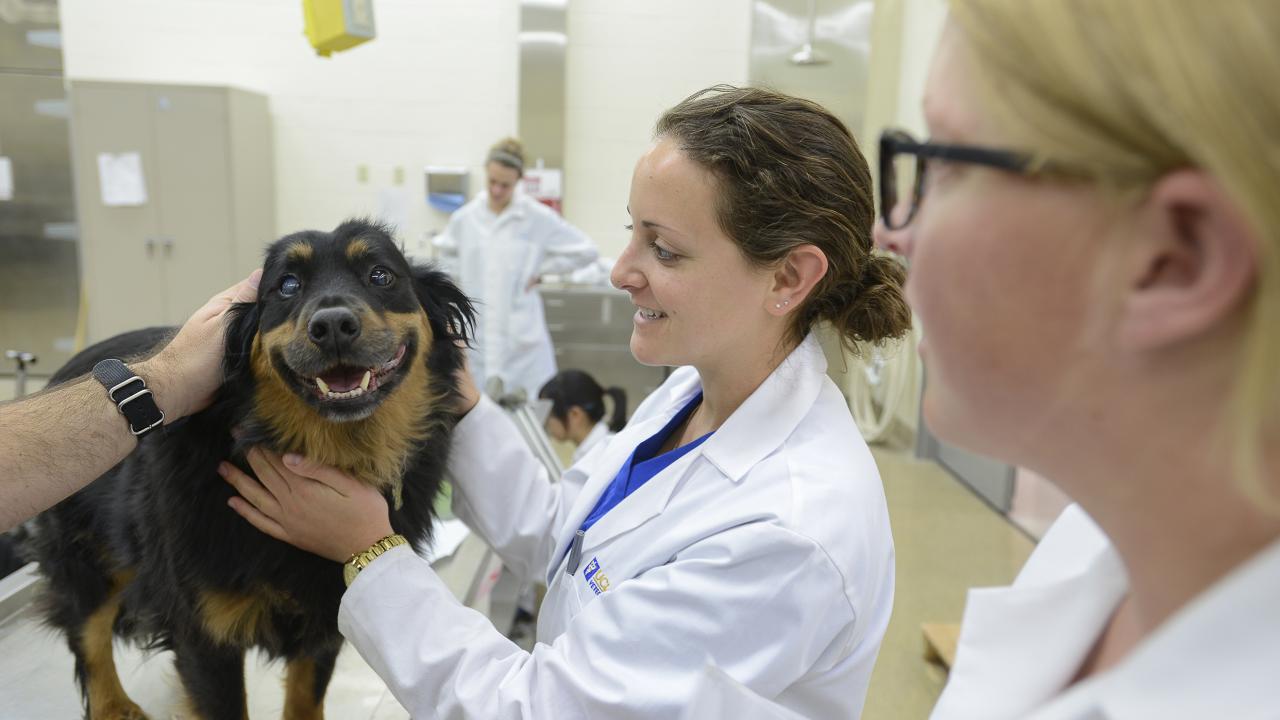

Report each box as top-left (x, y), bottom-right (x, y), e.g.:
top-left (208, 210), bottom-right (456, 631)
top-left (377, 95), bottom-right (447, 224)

top-left (486, 137), bottom-right (525, 175)
top-left (949, 0), bottom-right (1280, 509)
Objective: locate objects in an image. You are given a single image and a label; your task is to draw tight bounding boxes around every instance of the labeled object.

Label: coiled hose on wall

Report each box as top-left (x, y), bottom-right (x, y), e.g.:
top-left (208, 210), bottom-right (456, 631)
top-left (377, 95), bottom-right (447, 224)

top-left (849, 323), bottom-right (922, 444)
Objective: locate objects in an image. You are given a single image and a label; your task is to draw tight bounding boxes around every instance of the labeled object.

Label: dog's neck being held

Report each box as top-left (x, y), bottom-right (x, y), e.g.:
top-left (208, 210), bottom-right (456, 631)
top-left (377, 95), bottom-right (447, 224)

top-left (242, 334), bottom-right (441, 509)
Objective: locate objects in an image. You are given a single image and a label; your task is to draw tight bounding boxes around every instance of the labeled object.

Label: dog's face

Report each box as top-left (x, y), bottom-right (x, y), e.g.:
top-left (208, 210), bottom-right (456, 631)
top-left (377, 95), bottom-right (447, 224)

top-left (242, 220), bottom-right (462, 423)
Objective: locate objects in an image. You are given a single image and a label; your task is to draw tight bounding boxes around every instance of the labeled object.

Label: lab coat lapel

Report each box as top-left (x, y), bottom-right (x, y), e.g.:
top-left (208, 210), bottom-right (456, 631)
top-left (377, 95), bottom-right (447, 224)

top-left (932, 505), bottom-right (1128, 719)
top-left (1048, 537), bottom-right (1280, 719)
top-left (544, 401), bottom-right (692, 583)
top-left (580, 442), bottom-right (702, 548)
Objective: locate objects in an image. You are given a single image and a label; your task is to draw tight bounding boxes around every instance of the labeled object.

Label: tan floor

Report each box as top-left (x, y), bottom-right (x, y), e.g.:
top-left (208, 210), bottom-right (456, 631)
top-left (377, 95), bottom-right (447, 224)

top-left (861, 446), bottom-right (1035, 720)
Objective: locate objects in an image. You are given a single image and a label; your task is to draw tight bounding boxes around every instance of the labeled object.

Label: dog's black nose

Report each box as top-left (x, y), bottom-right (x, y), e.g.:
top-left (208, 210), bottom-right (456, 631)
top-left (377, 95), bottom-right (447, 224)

top-left (308, 307), bottom-right (362, 352)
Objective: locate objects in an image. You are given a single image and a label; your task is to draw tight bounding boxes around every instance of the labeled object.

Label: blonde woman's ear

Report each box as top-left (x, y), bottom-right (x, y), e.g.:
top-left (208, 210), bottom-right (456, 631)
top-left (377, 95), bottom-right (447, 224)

top-left (1118, 169), bottom-right (1259, 352)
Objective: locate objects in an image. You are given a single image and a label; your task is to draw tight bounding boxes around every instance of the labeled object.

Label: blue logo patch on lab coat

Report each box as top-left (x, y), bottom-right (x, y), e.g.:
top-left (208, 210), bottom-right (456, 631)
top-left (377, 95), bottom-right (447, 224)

top-left (583, 557), bottom-right (610, 595)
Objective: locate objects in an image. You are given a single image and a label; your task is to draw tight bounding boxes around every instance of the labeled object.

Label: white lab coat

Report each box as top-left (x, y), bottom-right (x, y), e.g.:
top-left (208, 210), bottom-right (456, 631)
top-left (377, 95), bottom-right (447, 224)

top-left (681, 664), bottom-right (808, 720)
top-left (571, 421), bottom-right (612, 465)
top-left (931, 504), bottom-right (1280, 719)
top-left (338, 334), bottom-right (895, 719)
top-left (435, 191), bottom-right (598, 399)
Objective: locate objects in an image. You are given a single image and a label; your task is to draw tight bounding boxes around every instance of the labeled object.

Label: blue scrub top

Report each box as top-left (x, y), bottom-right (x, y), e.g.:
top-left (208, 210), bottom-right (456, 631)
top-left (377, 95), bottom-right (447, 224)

top-left (578, 392), bottom-right (711, 533)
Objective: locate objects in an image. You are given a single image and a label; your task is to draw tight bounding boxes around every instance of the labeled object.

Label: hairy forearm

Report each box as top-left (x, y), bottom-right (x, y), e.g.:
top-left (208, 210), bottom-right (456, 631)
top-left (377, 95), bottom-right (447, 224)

top-left (0, 352), bottom-right (184, 533)
top-left (0, 376), bottom-right (139, 532)
top-left (0, 355), bottom-right (188, 533)
top-left (0, 271), bottom-right (261, 534)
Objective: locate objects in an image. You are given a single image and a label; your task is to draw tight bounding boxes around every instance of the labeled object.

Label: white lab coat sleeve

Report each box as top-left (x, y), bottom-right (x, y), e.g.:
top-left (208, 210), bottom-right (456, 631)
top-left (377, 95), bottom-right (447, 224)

top-left (337, 521), bottom-right (858, 720)
top-left (446, 395), bottom-right (578, 584)
top-left (528, 204), bottom-right (598, 277)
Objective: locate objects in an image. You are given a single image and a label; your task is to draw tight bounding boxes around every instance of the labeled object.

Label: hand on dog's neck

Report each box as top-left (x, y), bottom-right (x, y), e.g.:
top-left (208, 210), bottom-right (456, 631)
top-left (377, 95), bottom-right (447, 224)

top-left (242, 348), bottom-right (440, 511)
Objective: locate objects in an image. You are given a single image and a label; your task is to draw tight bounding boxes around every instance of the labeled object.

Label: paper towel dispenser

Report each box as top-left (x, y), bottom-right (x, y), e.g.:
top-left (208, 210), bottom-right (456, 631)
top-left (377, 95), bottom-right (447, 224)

top-left (425, 166), bottom-right (469, 213)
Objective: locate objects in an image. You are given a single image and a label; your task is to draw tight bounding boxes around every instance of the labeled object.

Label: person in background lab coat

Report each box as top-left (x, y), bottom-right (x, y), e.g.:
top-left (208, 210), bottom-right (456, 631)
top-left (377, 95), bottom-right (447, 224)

top-left (434, 137), bottom-right (598, 399)
top-left (870, 2), bottom-right (1280, 718)
top-left (538, 369), bottom-right (627, 466)
top-left (222, 85), bottom-right (912, 718)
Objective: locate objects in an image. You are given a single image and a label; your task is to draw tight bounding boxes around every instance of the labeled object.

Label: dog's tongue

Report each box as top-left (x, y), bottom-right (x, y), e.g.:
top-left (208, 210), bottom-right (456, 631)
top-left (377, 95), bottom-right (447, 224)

top-left (320, 367), bottom-right (365, 393)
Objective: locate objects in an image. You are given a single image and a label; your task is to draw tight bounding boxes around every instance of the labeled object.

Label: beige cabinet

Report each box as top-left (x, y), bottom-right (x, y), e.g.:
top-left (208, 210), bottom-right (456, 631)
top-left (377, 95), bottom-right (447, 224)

top-left (69, 81), bottom-right (273, 342)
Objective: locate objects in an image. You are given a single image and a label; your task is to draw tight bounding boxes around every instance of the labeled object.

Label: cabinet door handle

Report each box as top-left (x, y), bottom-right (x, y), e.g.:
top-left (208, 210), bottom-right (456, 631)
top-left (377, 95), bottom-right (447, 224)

top-left (145, 237), bottom-right (156, 255)
top-left (161, 237), bottom-right (174, 255)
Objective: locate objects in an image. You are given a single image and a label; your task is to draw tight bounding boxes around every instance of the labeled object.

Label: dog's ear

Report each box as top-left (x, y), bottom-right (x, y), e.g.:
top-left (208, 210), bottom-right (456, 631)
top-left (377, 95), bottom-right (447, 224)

top-left (222, 300), bottom-right (262, 382)
top-left (410, 263), bottom-right (475, 347)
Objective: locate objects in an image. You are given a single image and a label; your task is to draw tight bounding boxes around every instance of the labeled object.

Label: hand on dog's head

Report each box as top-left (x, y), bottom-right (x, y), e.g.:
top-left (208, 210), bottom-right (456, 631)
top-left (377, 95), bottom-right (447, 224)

top-left (218, 219), bottom-right (474, 461)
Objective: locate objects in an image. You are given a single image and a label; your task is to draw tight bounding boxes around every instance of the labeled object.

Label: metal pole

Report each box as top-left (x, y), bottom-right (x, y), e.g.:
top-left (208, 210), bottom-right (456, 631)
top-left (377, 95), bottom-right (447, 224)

top-left (5, 351), bottom-right (37, 399)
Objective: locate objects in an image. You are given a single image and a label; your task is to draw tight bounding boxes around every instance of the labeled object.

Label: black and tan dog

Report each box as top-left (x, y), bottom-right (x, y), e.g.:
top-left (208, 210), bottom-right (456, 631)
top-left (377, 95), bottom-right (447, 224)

top-left (30, 219), bottom-right (473, 719)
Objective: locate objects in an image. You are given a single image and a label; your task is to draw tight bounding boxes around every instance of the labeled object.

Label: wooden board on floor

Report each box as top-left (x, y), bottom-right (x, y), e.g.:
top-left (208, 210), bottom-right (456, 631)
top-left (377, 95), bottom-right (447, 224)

top-left (922, 622), bottom-right (962, 669)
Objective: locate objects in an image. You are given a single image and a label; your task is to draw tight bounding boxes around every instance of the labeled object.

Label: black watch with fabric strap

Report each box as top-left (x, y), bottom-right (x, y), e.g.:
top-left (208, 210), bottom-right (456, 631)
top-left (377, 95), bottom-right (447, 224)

top-left (92, 358), bottom-right (165, 438)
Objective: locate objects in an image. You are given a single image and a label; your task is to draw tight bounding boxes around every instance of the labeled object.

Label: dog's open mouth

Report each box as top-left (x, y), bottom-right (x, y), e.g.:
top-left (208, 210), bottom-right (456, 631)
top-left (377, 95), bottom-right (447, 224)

top-left (307, 344), bottom-right (407, 402)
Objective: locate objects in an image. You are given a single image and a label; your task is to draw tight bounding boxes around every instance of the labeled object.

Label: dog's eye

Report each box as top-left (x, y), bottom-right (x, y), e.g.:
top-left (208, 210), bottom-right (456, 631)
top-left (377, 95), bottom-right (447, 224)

top-left (279, 274), bottom-right (301, 298)
top-left (369, 266), bottom-right (395, 287)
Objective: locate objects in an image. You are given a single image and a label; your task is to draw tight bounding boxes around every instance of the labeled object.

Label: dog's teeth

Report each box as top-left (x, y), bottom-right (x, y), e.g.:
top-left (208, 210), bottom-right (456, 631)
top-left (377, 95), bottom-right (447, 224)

top-left (361, 371), bottom-right (371, 391)
top-left (323, 386), bottom-right (366, 401)
top-left (316, 377), bottom-right (330, 394)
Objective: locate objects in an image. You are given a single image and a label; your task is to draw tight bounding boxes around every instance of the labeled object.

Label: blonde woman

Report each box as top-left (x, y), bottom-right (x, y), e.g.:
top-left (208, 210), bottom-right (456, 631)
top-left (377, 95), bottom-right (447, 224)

top-left (872, 2), bottom-right (1280, 717)
top-left (435, 138), bottom-right (598, 399)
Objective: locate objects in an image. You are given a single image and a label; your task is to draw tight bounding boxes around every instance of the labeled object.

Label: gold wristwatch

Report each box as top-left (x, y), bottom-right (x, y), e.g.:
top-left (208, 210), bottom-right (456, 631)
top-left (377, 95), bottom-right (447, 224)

top-left (343, 533), bottom-right (408, 586)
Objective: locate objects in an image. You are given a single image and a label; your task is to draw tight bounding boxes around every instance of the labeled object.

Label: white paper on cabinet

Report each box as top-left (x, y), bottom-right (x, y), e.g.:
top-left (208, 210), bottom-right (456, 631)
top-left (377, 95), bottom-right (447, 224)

top-left (97, 152), bottom-right (148, 206)
top-left (0, 157), bottom-right (13, 201)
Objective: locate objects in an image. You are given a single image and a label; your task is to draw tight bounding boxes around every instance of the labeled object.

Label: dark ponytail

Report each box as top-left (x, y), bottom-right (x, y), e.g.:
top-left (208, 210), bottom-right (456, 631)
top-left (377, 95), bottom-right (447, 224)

top-left (603, 386), bottom-right (628, 432)
top-left (539, 370), bottom-right (627, 431)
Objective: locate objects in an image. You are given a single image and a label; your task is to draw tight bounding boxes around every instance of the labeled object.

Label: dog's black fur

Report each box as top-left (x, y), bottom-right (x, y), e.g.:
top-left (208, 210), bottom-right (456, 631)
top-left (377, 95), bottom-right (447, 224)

top-left (30, 219), bottom-right (473, 719)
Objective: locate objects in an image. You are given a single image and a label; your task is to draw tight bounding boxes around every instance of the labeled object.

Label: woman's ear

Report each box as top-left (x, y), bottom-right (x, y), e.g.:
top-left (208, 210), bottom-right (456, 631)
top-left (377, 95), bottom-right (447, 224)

top-left (769, 244), bottom-right (829, 315)
top-left (1118, 170), bottom-right (1259, 351)
top-left (411, 263), bottom-right (476, 346)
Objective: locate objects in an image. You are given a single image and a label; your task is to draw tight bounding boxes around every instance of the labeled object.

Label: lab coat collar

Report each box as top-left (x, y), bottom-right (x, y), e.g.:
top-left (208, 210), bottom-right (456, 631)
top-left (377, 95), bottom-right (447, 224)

top-left (1036, 535), bottom-right (1280, 719)
top-left (700, 332), bottom-right (827, 483)
top-left (933, 505), bottom-right (1129, 719)
top-left (477, 189), bottom-right (528, 225)
top-left (544, 334), bottom-right (828, 581)
top-left (572, 422), bottom-right (612, 464)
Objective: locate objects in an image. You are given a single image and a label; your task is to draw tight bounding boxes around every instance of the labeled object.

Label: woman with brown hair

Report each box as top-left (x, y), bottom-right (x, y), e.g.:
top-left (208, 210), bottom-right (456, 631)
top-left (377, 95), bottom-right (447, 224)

top-left (223, 85), bottom-right (910, 718)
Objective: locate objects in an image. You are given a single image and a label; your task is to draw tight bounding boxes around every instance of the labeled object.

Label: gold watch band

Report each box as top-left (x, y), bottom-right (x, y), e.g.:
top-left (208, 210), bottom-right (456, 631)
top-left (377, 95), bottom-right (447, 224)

top-left (343, 533), bottom-right (408, 586)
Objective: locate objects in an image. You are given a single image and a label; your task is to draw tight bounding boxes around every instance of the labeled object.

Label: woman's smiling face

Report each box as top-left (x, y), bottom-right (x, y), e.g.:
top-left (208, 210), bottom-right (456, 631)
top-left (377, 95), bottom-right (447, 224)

top-left (611, 137), bottom-right (776, 371)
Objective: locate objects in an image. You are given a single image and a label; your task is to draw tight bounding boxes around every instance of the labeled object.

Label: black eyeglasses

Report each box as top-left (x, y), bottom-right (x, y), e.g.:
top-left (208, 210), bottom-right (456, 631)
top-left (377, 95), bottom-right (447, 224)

top-left (878, 129), bottom-right (1066, 230)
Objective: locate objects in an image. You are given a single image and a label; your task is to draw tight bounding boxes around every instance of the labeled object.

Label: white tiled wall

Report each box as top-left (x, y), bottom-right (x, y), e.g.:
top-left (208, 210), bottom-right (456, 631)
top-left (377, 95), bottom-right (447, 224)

top-left (563, 0), bottom-right (751, 259)
top-left (57, 0), bottom-right (752, 263)
top-left (59, 0), bottom-right (519, 251)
